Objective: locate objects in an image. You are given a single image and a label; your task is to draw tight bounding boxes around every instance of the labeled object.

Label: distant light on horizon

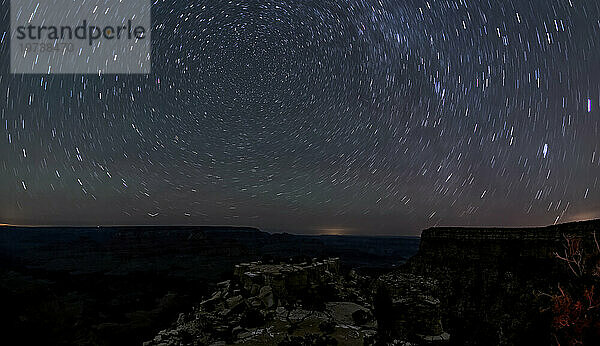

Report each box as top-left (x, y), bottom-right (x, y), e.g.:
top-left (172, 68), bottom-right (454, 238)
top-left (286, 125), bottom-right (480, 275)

top-left (315, 227), bottom-right (355, 236)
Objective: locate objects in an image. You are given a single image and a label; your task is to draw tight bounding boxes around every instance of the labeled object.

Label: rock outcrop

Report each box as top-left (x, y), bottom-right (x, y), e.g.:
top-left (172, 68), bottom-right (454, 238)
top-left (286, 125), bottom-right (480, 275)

top-left (404, 220), bottom-right (600, 345)
top-left (144, 258), bottom-right (382, 345)
top-left (233, 259), bottom-right (341, 306)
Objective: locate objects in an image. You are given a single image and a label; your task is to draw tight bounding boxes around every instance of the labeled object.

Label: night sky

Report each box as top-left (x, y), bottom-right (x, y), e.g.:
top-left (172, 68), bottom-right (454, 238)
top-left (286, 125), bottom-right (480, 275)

top-left (1, 0), bottom-right (600, 235)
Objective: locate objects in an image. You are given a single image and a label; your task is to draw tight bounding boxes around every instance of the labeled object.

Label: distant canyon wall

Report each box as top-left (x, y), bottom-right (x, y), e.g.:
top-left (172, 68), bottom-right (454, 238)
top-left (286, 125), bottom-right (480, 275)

top-left (404, 220), bottom-right (600, 345)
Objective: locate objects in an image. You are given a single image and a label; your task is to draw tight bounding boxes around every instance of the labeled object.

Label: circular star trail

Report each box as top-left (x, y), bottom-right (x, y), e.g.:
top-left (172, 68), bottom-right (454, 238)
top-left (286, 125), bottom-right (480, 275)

top-left (1, 0), bottom-right (600, 235)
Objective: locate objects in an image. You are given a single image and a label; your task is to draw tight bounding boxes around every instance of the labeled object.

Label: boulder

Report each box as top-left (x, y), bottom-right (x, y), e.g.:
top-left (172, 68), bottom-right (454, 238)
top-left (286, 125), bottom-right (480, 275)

top-left (325, 301), bottom-right (371, 325)
top-left (226, 295), bottom-right (244, 310)
top-left (258, 286), bottom-right (274, 308)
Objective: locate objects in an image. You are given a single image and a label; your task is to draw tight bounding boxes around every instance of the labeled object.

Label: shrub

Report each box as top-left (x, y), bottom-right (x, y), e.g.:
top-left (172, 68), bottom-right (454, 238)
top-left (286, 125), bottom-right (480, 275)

top-left (551, 233), bottom-right (600, 345)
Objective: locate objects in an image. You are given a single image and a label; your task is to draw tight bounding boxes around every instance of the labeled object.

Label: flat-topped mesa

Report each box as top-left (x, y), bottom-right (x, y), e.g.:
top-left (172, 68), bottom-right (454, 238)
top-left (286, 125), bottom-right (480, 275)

top-left (422, 219), bottom-right (600, 241)
top-left (411, 220), bottom-right (600, 269)
top-left (403, 219), bottom-right (600, 346)
top-left (233, 258), bottom-right (341, 305)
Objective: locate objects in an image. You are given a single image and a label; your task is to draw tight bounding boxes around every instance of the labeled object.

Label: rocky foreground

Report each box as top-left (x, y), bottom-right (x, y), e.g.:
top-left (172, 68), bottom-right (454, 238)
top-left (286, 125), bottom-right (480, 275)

top-left (145, 258), bottom-right (449, 345)
top-left (0, 226), bottom-right (419, 345)
top-left (146, 219), bottom-right (600, 346)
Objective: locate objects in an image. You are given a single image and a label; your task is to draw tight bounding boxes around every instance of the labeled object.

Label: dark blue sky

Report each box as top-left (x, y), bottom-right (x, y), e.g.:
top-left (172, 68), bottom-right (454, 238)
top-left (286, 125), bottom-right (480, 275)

top-left (1, 0), bottom-right (600, 235)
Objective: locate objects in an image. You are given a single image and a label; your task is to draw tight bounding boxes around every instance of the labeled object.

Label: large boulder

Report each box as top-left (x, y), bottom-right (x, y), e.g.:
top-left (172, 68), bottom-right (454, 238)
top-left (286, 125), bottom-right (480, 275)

top-left (325, 302), bottom-right (372, 326)
top-left (258, 285), bottom-right (275, 308)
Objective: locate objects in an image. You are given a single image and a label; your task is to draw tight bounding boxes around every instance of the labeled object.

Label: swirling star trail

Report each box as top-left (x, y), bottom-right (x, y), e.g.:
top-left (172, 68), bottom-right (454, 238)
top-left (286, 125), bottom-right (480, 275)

top-left (1, 0), bottom-right (599, 234)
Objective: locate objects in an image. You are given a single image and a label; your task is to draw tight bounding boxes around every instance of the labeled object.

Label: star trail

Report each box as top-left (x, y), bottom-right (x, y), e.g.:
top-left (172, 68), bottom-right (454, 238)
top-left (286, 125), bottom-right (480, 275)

top-left (1, 0), bottom-right (599, 235)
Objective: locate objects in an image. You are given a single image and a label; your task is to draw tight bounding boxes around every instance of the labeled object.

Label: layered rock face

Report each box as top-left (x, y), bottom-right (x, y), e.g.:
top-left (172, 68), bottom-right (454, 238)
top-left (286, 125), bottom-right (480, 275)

top-left (404, 220), bottom-right (600, 345)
